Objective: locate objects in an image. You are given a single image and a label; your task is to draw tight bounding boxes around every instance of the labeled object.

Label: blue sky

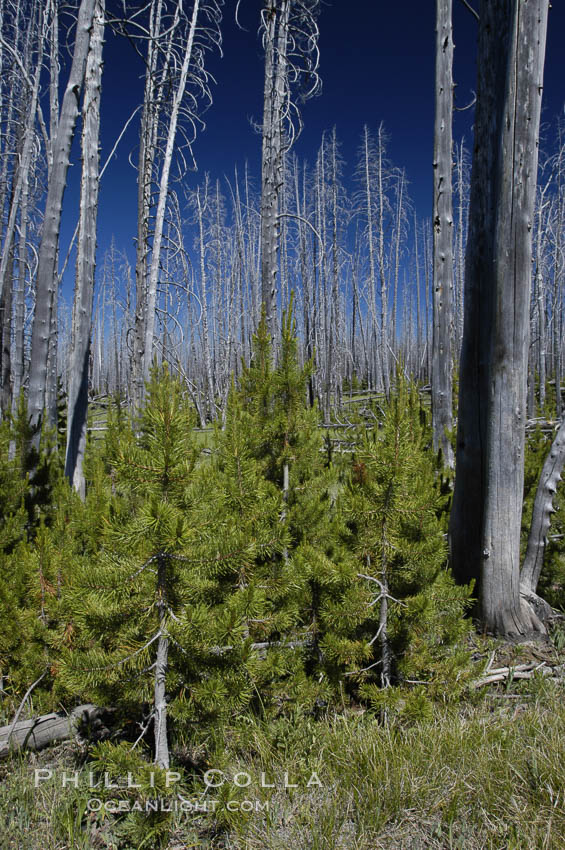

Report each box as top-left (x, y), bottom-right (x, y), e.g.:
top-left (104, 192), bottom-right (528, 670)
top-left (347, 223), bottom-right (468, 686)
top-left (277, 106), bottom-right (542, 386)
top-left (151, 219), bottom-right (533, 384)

top-left (60, 0), bottom-right (565, 287)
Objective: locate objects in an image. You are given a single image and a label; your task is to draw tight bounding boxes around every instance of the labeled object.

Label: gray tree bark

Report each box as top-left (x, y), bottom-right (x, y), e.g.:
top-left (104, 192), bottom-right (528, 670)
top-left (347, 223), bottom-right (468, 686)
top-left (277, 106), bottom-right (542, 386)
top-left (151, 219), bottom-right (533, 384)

top-left (259, 0), bottom-right (320, 341)
top-left (27, 0), bottom-right (96, 445)
top-left (520, 418), bottom-right (565, 623)
top-left (260, 0), bottom-right (290, 337)
top-left (0, 704), bottom-right (106, 759)
top-left (141, 0), bottom-right (200, 390)
top-left (131, 0), bottom-right (163, 408)
top-left (0, 0), bottom-right (46, 310)
top-left (449, 0), bottom-right (550, 638)
top-left (0, 238), bottom-right (13, 415)
top-left (431, 0), bottom-right (454, 468)
top-left (376, 124), bottom-right (390, 397)
top-left (195, 180), bottom-right (216, 420)
top-left (64, 0), bottom-right (104, 498)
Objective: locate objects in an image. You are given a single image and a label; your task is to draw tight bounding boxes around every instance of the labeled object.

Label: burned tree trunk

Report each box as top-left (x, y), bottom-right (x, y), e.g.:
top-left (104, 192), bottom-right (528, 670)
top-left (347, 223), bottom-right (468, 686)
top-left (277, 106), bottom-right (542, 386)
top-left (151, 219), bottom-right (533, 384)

top-left (260, 0), bottom-right (291, 337)
top-left (431, 0), bottom-right (454, 468)
top-left (65, 0), bottom-right (104, 498)
top-left (141, 0), bottom-right (201, 390)
top-left (27, 0), bottom-right (96, 446)
top-left (520, 418), bottom-right (565, 621)
top-left (449, 0), bottom-right (550, 637)
top-left (259, 0), bottom-right (321, 340)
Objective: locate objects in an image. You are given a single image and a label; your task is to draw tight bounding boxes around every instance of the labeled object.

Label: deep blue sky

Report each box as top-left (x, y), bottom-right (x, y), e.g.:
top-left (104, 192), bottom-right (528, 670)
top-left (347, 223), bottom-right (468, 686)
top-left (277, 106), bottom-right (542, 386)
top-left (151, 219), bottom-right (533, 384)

top-left (62, 0), bottom-right (565, 284)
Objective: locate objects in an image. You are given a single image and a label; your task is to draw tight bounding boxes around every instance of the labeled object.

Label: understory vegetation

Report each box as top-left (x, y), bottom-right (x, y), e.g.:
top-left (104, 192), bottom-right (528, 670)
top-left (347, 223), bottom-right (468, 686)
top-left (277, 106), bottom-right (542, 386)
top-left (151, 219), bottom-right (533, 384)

top-left (1, 315), bottom-right (565, 848)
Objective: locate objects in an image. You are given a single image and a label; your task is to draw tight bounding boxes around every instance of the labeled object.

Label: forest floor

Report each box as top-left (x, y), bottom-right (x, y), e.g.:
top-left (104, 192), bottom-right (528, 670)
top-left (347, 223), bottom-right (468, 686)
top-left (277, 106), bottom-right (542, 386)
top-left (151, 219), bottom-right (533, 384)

top-left (1, 633), bottom-right (565, 849)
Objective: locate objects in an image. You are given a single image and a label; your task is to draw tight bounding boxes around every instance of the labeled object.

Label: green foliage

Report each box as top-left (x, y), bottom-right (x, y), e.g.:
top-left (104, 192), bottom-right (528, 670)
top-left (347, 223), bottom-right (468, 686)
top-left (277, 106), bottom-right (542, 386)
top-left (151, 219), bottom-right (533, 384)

top-left (0, 401), bottom-right (71, 710)
top-left (85, 741), bottom-right (176, 849)
top-left (6, 390), bottom-right (63, 533)
top-left (1, 315), bottom-right (475, 776)
top-left (238, 298), bottom-right (320, 490)
top-left (230, 300), bottom-right (361, 711)
top-left (59, 367), bottom-right (198, 706)
top-left (58, 366), bottom-right (289, 753)
top-left (341, 372), bottom-right (472, 696)
top-left (0, 412), bottom-right (27, 554)
top-left (0, 340), bottom-right (534, 849)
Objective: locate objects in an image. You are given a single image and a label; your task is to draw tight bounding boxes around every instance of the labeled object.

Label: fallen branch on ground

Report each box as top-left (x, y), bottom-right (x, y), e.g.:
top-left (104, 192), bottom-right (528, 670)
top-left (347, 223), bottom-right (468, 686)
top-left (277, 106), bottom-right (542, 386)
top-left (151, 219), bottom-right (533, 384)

top-left (473, 661), bottom-right (565, 688)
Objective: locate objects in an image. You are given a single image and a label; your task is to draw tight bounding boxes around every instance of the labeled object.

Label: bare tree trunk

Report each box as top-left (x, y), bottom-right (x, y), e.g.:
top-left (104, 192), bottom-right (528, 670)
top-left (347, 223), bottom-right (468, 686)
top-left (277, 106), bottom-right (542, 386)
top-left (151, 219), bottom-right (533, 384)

top-left (431, 0), bottom-right (454, 468)
top-left (327, 128), bottom-right (341, 418)
top-left (260, 0), bottom-right (290, 337)
top-left (195, 181), bottom-right (216, 420)
top-left (520, 417), bottom-right (565, 618)
top-left (454, 140), bottom-right (468, 359)
top-left (423, 221), bottom-right (432, 382)
top-left (0, 2), bottom-right (46, 310)
top-left (449, 0), bottom-right (549, 638)
top-left (533, 185), bottom-right (550, 413)
top-left (27, 0), bottom-right (96, 446)
top-left (131, 0), bottom-right (163, 407)
top-left (65, 0), bottom-right (104, 498)
top-left (11, 124), bottom-right (33, 412)
top-left (45, 296), bottom-right (59, 430)
top-left (554, 196), bottom-right (563, 418)
top-left (0, 243), bottom-right (13, 416)
top-left (361, 126), bottom-right (380, 393)
top-left (154, 554), bottom-right (169, 769)
top-left (391, 169), bottom-right (405, 359)
top-left (259, 0), bottom-right (320, 342)
top-left (141, 0), bottom-right (201, 390)
top-left (414, 213), bottom-right (423, 381)
top-left (376, 124), bottom-right (390, 397)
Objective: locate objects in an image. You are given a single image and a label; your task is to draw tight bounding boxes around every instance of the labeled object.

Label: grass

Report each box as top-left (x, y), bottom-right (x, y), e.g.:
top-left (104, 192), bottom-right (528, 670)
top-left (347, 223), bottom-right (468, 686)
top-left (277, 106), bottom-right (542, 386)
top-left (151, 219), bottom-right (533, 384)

top-left (1, 671), bottom-right (565, 849)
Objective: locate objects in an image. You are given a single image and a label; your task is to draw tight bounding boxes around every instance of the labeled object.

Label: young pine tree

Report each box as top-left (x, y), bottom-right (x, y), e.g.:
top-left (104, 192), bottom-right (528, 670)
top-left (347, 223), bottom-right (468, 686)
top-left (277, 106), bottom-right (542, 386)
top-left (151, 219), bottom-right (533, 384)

top-left (0, 398), bottom-right (69, 711)
top-left (60, 367), bottom-right (288, 764)
top-left (234, 301), bottom-right (359, 711)
top-left (60, 367), bottom-right (200, 767)
top-left (342, 375), bottom-right (472, 710)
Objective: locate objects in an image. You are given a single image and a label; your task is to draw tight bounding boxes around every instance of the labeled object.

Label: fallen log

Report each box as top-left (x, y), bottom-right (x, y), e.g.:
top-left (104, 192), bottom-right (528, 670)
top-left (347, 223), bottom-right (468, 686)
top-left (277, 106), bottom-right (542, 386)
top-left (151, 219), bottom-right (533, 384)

top-left (0, 704), bottom-right (108, 759)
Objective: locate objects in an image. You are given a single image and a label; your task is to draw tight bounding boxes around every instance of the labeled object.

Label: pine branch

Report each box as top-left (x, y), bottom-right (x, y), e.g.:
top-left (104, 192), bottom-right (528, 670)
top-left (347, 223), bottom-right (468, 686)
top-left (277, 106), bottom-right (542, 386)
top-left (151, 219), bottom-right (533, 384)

top-left (80, 631), bottom-right (162, 673)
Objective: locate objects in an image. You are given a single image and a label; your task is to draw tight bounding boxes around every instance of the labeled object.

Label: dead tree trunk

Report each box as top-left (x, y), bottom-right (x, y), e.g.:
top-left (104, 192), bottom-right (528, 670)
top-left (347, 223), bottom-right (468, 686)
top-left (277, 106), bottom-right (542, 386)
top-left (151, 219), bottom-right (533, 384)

top-left (449, 0), bottom-right (550, 638)
top-left (260, 0), bottom-right (291, 337)
top-left (64, 0), bottom-right (104, 498)
top-left (195, 180), bottom-right (216, 420)
top-left (259, 0), bottom-right (321, 342)
top-left (520, 418), bottom-right (565, 619)
top-left (0, 1), bottom-right (46, 311)
top-left (376, 124), bottom-right (390, 397)
top-left (431, 0), bottom-right (454, 468)
top-left (131, 0), bottom-right (163, 408)
top-left (141, 0), bottom-right (201, 390)
top-left (27, 0), bottom-right (96, 446)
top-left (0, 236), bottom-right (14, 415)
